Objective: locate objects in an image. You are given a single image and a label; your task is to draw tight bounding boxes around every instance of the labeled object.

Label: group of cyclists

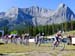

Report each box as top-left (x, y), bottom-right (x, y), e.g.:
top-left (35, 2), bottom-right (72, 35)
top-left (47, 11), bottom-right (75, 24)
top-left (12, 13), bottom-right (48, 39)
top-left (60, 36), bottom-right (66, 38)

top-left (0, 30), bottom-right (72, 50)
top-left (1, 30), bottom-right (65, 45)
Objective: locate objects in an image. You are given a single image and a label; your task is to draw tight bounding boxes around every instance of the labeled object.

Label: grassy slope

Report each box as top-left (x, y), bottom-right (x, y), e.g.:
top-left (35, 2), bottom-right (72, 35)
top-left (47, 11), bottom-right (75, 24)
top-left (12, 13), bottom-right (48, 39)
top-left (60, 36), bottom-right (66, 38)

top-left (0, 43), bottom-right (50, 53)
top-left (0, 43), bottom-right (75, 56)
top-left (63, 30), bottom-right (75, 36)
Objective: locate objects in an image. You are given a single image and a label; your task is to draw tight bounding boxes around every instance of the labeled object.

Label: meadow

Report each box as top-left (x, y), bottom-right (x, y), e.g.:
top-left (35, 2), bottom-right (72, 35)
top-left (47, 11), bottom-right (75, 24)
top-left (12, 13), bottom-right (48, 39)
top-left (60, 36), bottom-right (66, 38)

top-left (0, 43), bottom-right (75, 56)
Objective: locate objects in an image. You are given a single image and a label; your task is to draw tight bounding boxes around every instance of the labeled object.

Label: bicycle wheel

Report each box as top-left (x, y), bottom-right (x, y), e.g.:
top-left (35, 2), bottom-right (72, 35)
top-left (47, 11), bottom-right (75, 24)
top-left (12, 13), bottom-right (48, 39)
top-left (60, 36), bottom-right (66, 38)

top-left (51, 41), bottom-right (65, 51)
top-left (56, 42), bottom-right (65, 51)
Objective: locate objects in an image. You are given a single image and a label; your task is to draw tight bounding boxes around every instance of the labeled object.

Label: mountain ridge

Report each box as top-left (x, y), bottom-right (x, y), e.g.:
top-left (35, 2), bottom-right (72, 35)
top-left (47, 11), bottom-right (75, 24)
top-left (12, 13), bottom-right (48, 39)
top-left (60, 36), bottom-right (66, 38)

top-left (0, 3), bottom-right (75, 29)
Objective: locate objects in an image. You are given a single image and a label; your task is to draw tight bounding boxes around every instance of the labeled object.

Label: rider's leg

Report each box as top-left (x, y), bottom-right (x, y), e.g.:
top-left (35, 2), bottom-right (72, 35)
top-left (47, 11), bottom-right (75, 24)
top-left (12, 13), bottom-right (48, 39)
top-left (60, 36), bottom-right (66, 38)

top-left (54, 37), bottom-right (59, 46)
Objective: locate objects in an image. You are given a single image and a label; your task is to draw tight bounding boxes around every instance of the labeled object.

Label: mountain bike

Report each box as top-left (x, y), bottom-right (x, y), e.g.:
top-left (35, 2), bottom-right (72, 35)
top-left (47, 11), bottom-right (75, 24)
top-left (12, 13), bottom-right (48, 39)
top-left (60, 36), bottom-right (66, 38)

top-left (51, 38), bottom-right (66, 51)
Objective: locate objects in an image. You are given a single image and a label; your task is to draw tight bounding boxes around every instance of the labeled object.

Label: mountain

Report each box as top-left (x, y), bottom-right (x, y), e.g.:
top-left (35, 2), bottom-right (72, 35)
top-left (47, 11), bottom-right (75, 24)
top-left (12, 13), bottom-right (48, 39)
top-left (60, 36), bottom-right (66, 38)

top-left (4, 7), bottom-right (33, 29)
top-left (22, 6), bottom-right (54, 25)
top-left (0, 3), bottom-right (75, 29)
top-left (51, 3), bottom-right (75, 24)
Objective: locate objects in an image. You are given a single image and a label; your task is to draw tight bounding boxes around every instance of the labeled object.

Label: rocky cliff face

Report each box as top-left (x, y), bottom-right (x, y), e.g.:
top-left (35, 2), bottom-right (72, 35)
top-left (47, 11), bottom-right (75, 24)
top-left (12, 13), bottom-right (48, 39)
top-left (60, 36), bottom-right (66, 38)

top-left (0, 3), bottom-right (75, 28)
top-left (51, 3), bottom-right (75, 24)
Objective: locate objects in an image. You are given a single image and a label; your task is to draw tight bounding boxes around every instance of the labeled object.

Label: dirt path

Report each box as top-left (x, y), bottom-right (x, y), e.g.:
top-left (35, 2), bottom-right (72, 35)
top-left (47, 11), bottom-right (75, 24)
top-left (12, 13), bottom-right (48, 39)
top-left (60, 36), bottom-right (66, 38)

top-left (1, 50), bottom-right (75, 56)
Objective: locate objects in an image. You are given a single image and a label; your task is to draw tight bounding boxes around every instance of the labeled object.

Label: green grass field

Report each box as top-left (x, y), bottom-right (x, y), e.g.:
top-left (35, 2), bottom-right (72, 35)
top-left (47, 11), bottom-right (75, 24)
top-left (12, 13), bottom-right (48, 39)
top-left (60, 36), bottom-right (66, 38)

top-left (0, 43), bottom-right (75, 56)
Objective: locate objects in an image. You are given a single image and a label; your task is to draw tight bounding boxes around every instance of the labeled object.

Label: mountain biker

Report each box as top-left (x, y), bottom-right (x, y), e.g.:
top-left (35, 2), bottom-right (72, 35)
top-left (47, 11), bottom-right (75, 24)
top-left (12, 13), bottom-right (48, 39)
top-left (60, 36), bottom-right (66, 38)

top-left (54, 31), bottom-right (63, 46)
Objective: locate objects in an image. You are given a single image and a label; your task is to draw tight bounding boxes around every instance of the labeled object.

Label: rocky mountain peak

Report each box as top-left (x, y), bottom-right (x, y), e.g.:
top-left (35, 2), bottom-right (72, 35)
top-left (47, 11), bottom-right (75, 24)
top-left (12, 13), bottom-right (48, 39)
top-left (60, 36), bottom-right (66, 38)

top-left (58, 3), bottom-right (66, 8)
top-left (5, 7), bottom-right (19, 18)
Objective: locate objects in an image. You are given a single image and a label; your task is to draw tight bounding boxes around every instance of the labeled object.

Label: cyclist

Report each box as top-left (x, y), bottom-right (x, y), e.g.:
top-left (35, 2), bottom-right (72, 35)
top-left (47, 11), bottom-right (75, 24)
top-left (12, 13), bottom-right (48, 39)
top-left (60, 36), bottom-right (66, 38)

top-left (54, 31), bottom-right (63, 46)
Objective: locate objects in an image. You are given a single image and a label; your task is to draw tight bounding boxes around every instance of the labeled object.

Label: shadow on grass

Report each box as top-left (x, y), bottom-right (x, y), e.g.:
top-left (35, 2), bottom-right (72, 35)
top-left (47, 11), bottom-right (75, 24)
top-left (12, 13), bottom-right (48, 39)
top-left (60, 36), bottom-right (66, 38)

top-left (0, 53), bottom-right (7, 56)
top-left (0, 43), bottom-right (4, 45)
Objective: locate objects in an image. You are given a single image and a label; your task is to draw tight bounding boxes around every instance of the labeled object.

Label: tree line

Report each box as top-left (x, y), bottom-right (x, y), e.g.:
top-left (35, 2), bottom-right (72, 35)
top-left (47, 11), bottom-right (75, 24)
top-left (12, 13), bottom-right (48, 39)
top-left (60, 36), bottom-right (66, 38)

top-left (0, 21), bottom-right (75, 36)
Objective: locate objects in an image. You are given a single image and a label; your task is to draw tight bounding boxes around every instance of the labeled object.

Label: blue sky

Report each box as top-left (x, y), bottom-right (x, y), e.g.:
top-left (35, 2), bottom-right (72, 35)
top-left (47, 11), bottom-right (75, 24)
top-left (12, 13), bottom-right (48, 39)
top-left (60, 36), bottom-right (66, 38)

top-left (0, 0), bottom-right (75, 13)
